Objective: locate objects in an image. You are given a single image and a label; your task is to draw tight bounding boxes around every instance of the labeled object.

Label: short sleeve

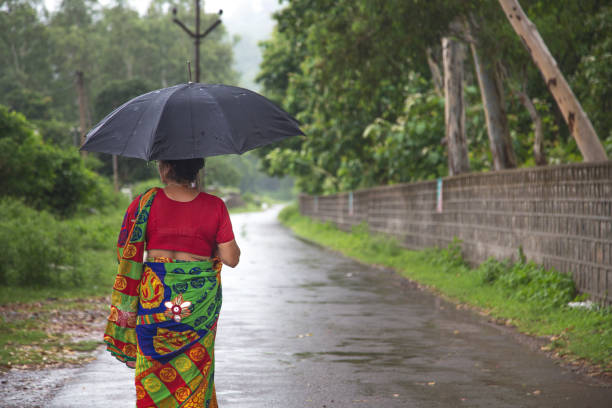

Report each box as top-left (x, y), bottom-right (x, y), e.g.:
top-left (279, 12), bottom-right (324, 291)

top-left (216, 200), bottom-right (235, 244)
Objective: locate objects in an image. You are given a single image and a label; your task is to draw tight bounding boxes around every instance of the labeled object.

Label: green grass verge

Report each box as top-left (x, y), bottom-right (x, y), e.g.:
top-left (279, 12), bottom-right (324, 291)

top-left (279, 204), bottom-right (612, 372)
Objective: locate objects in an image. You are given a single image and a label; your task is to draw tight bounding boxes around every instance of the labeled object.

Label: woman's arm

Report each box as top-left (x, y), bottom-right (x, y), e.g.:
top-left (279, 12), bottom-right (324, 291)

top-left (216, 239), bottom-right (240, 268)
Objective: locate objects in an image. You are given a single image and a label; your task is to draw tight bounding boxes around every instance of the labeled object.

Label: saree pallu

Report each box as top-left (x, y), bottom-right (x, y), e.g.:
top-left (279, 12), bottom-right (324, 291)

top-left (135, 257), bottom-right (222, 408)
top-left (105, 188), bottom-right (158, 365)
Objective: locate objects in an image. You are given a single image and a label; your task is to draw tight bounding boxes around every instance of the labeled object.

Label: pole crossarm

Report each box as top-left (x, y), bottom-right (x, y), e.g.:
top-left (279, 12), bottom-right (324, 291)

top-left (198, 19), bottom-right (222, 39)
top-left (172, 18), bottom-right (195, 38)
top-left (172, 1), bottom-right (223, 82)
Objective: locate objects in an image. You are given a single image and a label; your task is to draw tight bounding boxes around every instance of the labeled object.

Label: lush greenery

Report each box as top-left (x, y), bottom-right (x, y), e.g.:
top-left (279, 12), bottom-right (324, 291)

top-left (0, 196), bottom-right (124, 290)
top-left (0, 0), bottom-right (240, 186)
top-left (0, 106), bottom-right (116, 215)
top-left (279, 205), bottom-right (612, 370)
top-left (0, 102), bottom-right (124, 289)
top-left (0, 199), bottom-right (121, 369)
top-left (257, 1), bottom-right (612, 194)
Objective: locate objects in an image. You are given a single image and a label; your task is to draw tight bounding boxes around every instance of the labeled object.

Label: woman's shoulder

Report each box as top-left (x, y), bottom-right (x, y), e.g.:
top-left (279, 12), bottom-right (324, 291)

top-left (197, 192), bottom-right (227, 207)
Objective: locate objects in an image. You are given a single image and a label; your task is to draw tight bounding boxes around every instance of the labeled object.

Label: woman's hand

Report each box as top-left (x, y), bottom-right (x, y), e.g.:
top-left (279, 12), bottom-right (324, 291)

top-left (126, 361), bottom-right (136, 369)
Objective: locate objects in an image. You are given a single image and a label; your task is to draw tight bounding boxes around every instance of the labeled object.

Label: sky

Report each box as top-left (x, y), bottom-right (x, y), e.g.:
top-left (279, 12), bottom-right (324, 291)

top-left (43, 0), bottom-right (283, 89)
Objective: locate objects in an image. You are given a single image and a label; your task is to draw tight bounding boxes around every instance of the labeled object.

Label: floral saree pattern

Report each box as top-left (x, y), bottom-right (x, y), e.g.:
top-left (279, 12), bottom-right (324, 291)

top-left (104, 188), bottom-right (223, 407)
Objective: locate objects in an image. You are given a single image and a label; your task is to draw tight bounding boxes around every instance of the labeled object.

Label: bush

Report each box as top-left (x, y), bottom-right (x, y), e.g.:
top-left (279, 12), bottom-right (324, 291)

top-left (278, 203), bottom-right (299, 224)
top-left (0, 105), bottom-right (116, 217)
top-left (476, 255), bottom-right (576, 308)
top-left (0, 198), bottom-right (83, 286)
top-left (432, 241), bottom-right (576, 309)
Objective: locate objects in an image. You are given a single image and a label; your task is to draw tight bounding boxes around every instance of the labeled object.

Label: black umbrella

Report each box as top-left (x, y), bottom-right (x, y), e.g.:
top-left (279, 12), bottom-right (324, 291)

top-left (80, 83), bottom-right (303, 160)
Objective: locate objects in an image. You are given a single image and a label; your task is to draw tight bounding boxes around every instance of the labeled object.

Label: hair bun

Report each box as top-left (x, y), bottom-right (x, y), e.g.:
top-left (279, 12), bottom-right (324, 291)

top-left (162, 158), bottom-right (205, 183)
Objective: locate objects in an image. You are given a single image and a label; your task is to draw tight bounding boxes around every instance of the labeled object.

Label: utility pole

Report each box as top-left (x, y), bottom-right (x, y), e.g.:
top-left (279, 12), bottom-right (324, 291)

top-left (75, 71), bottom-right (89, 157)
top-left (172, 1), bottom-right (223, 83)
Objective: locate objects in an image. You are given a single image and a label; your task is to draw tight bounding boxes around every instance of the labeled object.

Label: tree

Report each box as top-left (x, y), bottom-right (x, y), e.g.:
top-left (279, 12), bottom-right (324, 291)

top-left (498, 0), bottom-right (607, 162)
top-left (442, 33), bottom-right (470, 175)
top-left (0, 0), bottom-right (54, 105)
top-left (0, 105), bottom-right (113, 216)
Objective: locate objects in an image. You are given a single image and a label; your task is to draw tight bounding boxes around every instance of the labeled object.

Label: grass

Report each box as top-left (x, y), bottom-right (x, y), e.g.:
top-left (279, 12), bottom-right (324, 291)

top-left (0, 207), bottom-right (120, 370)
top-left (279, 204), bottom-right (612, 373)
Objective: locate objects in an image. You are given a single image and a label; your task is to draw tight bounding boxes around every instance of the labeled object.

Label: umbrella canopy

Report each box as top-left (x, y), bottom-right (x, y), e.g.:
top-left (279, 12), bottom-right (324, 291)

top-left (80, 83), bottom-right (303, 160)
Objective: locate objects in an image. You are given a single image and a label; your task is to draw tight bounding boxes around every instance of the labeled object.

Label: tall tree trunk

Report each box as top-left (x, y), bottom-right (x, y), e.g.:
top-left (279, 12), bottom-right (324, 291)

top-left (516, 89), bottom-right (547, 166)
top-left (443, 36), bottom-right (470, 176)
top-left (426, 47), bottom-right (443, 97)
top-left (75, 71), bottom-right (89, 156)
top-left (470, 46), bottom-right (517, 170)
top-left (498, 0), bottom-right (607, 162)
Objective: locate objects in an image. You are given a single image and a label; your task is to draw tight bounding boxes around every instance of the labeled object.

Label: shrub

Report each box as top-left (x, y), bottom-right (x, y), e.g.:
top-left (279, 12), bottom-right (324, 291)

top-left (0, 105), bottom-right (116, 217)
top-left (476, 253), bottom-right (576, 308)
top-left (477, 257), bottom-right (509, 284)
top-left (0, 198), bottom-right (83, 286)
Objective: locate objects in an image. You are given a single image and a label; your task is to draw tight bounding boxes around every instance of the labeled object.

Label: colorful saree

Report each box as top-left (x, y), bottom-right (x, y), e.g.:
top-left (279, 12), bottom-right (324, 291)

top-left (104, 188), bottom-right (223, 408)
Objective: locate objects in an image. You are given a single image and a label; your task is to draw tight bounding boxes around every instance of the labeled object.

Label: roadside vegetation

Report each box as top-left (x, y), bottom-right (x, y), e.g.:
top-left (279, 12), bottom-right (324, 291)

top-left (279, 204), bottom-right (612, 375)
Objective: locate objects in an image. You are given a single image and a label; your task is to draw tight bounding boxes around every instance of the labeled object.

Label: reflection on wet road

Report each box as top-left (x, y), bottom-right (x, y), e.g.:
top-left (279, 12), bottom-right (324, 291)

top-left (51, 206), bottom-right (611, 407)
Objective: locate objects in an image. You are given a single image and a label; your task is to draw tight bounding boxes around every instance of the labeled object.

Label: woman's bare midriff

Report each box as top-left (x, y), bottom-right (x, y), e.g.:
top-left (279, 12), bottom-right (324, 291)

top-left (147, 249), bottom-right (215, 261)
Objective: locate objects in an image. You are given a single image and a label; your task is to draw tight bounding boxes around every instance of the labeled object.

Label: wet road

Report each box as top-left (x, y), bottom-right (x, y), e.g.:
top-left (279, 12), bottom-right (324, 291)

top-left (50, 206), bottom-right (611, 407)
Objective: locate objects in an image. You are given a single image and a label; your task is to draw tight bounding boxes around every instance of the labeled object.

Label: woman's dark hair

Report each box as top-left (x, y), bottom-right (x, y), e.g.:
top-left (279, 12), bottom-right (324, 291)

top-left (160, 158), bottom-right (205, 184)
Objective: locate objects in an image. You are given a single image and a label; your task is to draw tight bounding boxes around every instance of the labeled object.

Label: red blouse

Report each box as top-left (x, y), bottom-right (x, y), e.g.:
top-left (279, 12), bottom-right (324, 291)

top-left (124, 189), bottom-right (234, 257)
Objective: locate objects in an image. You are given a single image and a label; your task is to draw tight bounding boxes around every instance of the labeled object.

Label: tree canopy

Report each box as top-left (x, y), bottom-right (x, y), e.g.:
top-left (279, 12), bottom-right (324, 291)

top-left (256, 0), bottom-right (612, 194)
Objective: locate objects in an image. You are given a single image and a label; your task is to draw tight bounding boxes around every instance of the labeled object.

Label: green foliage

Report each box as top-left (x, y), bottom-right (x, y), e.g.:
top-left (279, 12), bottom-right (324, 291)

top-left (477, 256), bottom-right (576, 309)
top-left (426, 237), bottom-right (468, 271)
top-left (0, 198), bottom-right (81, 286)
top-left (572, 5), bottom-right (612, 155)
top-left (205, 156), bottom-right (242, 189)
top-left (361, 74), bottom-right (448, 184)
top-left (0, 195), bottom-right (121, 288)
top-left (0, 105), bottom-right (116, 216)
top-left (0, 0), bottom-right (238, 133)
top-left (258, 0), bottom-right (611, 194)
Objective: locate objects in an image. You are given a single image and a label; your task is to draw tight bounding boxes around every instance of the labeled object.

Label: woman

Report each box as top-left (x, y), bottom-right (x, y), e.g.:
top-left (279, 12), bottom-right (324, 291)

top-left (104, 158), bottom-right (240, 408)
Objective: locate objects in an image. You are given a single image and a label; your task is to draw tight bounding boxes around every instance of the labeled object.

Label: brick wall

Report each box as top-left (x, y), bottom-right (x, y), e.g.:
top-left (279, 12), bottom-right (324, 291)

top-left (299, 162), bottom-right (612, 304)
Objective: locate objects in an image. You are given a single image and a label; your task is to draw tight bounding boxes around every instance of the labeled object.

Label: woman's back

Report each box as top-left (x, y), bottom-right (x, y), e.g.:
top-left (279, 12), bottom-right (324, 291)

top-left (146, 189), bottom-right (234, 257)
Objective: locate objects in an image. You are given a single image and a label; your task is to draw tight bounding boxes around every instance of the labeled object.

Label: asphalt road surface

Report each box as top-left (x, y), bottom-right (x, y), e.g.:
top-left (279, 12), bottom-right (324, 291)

top-left (49, 206), bottom-right (612, 407)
